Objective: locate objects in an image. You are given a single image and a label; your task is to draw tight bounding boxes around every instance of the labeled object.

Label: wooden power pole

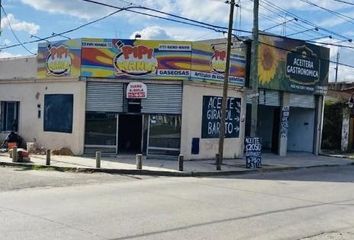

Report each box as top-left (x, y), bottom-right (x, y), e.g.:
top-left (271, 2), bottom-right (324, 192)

top-left (217, 0), bottom-right (235, 170)
top-left (250, 0), bottom-right (259, 137)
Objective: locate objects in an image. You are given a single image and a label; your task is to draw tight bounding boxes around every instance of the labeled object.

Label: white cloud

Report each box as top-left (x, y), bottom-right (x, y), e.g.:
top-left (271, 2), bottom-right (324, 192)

top-left (0, 51), bottom-right (22, 58)
top-left (4, 39), bottom-right (11, 45)
top-left (130, 26), bottom-right (171, 40)
top-left (175, 0), bottom-right (229, 23)
top-left (130, 25), bottom-right (223, 41)
top-left (1, 14), bottom-right (40, 34)
top-left (21, 0), bottom-right (123, 20)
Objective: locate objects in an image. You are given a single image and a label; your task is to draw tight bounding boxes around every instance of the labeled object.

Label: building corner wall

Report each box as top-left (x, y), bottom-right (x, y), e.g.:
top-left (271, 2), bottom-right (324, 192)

top-left (0, 80), bottom-right (86, 155)
top-left (180, 83), bottom-right (245, 160)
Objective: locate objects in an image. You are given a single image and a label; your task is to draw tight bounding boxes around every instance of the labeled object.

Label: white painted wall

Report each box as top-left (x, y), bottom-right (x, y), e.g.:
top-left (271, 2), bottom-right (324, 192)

top-left (287, 107), bottom-right (315, 152)
top-left (0, 57), bottom-right (37, 80)
top-left (0, 80), bottom-right (86, 155)
top-left (180, 83), bottom-right (245, 160)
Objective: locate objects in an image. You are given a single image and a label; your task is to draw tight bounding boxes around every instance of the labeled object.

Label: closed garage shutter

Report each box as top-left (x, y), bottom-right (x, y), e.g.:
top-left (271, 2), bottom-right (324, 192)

top-left (141, 84), bottom-right (182, 114)
top-left (86, 81), bottom-right (123, 112)
top-left (289, 93), bottom-right (315, 109)
top-left (259, 90), bottom-right (280, 106)
top-left (247, 90), bottom-right (280, 106)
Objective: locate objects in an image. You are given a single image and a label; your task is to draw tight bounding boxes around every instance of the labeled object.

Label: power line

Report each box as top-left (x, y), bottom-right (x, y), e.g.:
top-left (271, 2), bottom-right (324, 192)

top-left (330, 0), bottom-right (354, 6)
top-left (299, 0), bottom-right (354, 25)
top-left (259, 0), bottom-right (352, 41)
top-left (0, 5), bottom-right (34, 54)
top-left (0, 7), bottom-right (133, 51)
top-left (258, 39), bottom-right (354, 69)
top-left (80, 0), bottom-right (249, 34)
top-left (257, 1), bottom-right (329, 38)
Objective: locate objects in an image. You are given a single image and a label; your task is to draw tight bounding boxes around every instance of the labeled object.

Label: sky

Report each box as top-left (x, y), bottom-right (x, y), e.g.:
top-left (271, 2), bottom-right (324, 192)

top-left (0, 0), bottom-right (354, 82)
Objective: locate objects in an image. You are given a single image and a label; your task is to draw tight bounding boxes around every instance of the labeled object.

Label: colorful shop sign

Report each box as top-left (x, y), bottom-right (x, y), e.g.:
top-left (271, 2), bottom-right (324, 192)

top-left (258, 34), bottom-right (329, 94)
top-left (80, 38), bottom-right (247, 85)
top-left (81, 38), bottom-right (192, 80)
top-left (114, 41), bottom-right (157, 75)
top-left (191, 41), bottom-right (247, 86)
top-left (37, 39), bottom-right (81, 79)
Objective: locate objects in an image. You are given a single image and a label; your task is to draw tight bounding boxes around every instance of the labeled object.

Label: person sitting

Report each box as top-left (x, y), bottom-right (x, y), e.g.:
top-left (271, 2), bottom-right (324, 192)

top-left (0, 131), bottom-right (27, 150)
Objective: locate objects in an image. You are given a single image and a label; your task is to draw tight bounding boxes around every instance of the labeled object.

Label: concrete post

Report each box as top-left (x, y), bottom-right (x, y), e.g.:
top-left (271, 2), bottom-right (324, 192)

top-left (313, 95), bottom-right (324, 155)
top-left (178, 154), bottom-right (184, 171)
top-left (12, 146), bottom-right (18, 162)
top-left (216, 153), bottom-right (221, 170)
top-left (136, 154), bottom-right (142, 170)
top-left (279, 92), bottom-right (290, 157)
top-left (46, 149), bottom-right (51, 166)
top-left (96, 151), bottom-right (101, 168)
top-left (341, 108), bottom-right (350, 152)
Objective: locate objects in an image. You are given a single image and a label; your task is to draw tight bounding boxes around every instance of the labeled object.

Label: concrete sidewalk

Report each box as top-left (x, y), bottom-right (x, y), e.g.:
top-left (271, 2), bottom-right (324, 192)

top-left (0, 151), bottom-right (353, 176)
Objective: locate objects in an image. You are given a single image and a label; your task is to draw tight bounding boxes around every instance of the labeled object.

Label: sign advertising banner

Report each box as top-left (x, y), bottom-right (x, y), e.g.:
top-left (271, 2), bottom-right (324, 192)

top-left (258, 34), bottom-right (329, 94)
top-left (80, 38), bottom-right (247, 85)
top-left (37, 39), bottom-right (81, 79)
top-left (81, 38), bottom-right (192, 80)
top-left (245, 137), bottom-right (262, 168)
top-left (126, 82), bottom-right (147, 99)
top-left (191, 41), bottom-right (247, 86)
top-left (201, 96), bottom-right (241, 138)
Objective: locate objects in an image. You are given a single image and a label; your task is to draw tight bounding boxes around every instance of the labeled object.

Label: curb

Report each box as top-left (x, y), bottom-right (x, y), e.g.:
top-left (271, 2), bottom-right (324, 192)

top-left (319, 153), bottom-right (354, 160)
top-left (1, 160), bottom-right (353, 177)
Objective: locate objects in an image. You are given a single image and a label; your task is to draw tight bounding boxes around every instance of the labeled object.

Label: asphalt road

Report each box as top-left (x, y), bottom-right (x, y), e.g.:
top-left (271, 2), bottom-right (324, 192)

top-left (1, 165), bottom-right (354, 240)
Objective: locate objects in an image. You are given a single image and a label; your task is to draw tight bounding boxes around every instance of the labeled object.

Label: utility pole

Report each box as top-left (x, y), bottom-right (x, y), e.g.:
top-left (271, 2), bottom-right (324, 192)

top-left (334, 49), bottom-right (340, 83)
top-left (0, 0), bottom-right (2, 36)
top-left (250, 0), bottom-right (259, 137)
top-left (217, 0), bottom-right (235, 169)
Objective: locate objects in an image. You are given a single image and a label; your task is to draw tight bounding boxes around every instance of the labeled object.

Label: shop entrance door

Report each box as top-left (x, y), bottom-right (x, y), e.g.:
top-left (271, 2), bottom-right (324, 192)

top-left (118, 114), bottom-right (142, 154)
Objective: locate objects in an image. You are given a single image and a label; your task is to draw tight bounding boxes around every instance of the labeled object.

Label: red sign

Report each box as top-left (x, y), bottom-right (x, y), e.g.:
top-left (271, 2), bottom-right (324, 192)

top-left (126, 82), bottom-right (147, 99)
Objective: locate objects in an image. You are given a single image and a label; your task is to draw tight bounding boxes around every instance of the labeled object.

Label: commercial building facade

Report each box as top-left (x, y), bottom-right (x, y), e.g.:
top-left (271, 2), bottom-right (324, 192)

top-left (0, 38), bottom-right (247, 160)
top-left (0, 35), bottom-right (329, 159)
top-left (246, 34), bottom-right (329, 156)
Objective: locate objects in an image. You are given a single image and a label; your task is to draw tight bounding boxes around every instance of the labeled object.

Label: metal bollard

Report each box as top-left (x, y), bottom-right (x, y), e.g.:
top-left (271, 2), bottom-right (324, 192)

top-left (96, 151), bottom-right (101, 168)
top-left (178, 154), bottom-right (184, 171)
top-left (46, 149), bottom-right (51, 166)
top-left (12, 146), bottom-right (18, 162)
top-left (136, 154), bottom-right (143, 170)
top-left (216, 153), bottom-right (221, 171)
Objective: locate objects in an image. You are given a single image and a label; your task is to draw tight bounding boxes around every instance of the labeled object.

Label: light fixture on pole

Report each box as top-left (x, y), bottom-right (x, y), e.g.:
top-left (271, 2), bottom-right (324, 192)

top-left (348, 94), bottom-right (354, 108)
top-left (262, 18), bottom-right (298, 32)
top-left (306, 35), bottom-right (332, 41)
top-left (287, 27), bottom-right (319, 37)
top-left (30, 35), bottom-right (51, 48)
top-left (52, 32), bottom-right (71, 40)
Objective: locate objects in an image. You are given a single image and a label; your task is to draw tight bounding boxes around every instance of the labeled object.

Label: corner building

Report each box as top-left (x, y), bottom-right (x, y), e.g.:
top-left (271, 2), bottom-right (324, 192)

top-left (0, 38), bottom-right (247, 160)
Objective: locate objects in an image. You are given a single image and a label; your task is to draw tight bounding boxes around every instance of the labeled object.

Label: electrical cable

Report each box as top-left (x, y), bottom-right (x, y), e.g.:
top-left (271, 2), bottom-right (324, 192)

top-left (0, 6), bottom-right (136, 51)
top-left (0, 5), bottom-right (34, 54)
top-left (259, 0), bottom-right (351, 40)
top-left (258, 39), bottom-right (354, 69)
top-left (330, 0), bottom-right (354, 6)
top-left (299, 0), bottom-right (354, 25)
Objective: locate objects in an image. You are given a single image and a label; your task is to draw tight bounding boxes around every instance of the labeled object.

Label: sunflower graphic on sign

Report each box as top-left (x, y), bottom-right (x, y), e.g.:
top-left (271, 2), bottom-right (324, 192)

top-left (258, 36), bottom-right (279, 85)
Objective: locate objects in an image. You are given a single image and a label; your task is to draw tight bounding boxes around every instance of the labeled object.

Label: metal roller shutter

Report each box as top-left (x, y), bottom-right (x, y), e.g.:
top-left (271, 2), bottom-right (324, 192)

top-left (257, 90), bottom-right (280, 106)
top-left (289, 93), bottom-right (315, 109)
top-left (265, 90), bottom-right (280, 106)
top-left (141, 84), bottom-right (182, 114)
top-left (86, 81), bottom-right (123, 112)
